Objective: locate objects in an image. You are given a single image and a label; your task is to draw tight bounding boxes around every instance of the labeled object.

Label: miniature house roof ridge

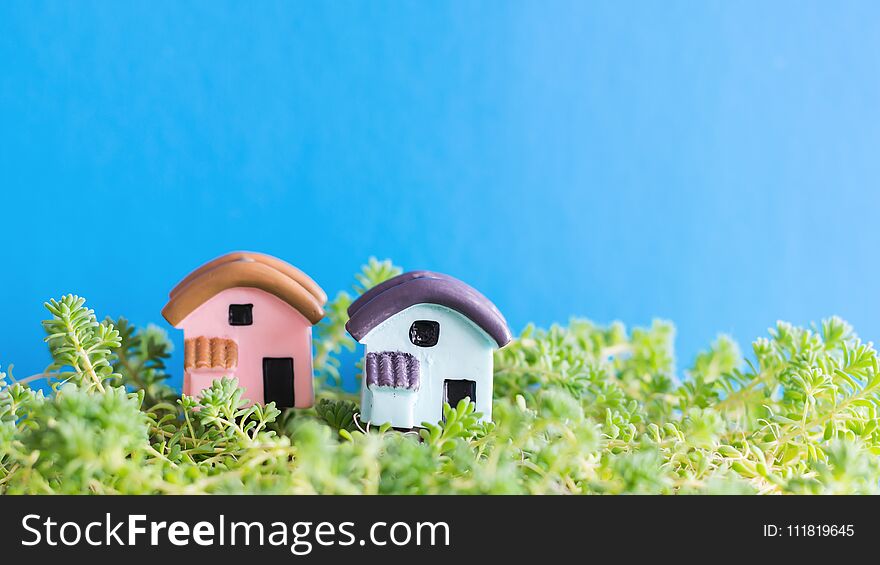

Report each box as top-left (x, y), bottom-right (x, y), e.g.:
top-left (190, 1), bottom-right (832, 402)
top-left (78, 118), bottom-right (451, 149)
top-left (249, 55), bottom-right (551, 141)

top-left (162, 256), bottom-right (326, 327)
top-left (169, 251), bottom-right (328, 305)
top-left (348, 270), bottom-right (507, 323)
top-left (348, 270), bottom-right (438, 317)
top-left (345, 272), bottom-right (512, 348)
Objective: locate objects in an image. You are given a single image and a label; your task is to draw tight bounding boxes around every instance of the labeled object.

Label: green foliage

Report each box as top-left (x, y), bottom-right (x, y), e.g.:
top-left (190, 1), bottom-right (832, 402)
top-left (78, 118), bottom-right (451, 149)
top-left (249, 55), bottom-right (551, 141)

top-left (109, 317), bottom-right (176, 406)
top-left (316, 398), bottom-right (358, 433)
top-left (43, 295), bottom-right (121, 392)
top-left (313, 257), bottom-right (402, 388)
top-left (4, 384), bottom-right (150, 494)
top-left (3, 264), bottom-right (880, 494)
top-left (418, 400), bottom-right (486, 456)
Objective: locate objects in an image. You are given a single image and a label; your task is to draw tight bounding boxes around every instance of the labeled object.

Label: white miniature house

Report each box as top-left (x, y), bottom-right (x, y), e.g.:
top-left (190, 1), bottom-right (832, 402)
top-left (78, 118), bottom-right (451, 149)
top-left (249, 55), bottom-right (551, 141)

top-left (346, 271), bottom-right (512, 429)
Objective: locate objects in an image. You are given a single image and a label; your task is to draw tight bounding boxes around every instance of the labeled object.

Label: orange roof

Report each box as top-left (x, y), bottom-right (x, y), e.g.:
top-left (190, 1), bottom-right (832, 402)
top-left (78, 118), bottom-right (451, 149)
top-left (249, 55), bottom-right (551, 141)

top-left (162, 251), bottom-right (326, 326)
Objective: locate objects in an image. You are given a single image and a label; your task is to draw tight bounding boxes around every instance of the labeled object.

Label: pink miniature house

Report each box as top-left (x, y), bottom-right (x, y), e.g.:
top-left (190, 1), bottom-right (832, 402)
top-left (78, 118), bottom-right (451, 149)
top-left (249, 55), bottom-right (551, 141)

top-left (161, 252), bottom-right (327, 408)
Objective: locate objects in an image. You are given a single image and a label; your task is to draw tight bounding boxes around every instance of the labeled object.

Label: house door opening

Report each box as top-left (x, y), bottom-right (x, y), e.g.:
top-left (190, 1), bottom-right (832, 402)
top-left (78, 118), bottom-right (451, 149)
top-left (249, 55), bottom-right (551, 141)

top-left (443, 379), bottom-right (476, 411)
top-left (263, 357), bottom-right (295, 408)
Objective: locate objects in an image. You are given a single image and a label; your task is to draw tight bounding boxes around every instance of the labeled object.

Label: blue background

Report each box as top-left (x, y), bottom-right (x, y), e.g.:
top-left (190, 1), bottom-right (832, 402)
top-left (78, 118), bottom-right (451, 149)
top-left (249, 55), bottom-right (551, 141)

top-left (2, 2), bottom-right (879, 388)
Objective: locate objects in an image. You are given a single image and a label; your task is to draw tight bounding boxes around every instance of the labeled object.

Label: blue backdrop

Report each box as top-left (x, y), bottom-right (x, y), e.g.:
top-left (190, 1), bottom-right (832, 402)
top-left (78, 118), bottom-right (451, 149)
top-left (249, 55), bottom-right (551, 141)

top-left (2, 2), bottom-right (879, 389)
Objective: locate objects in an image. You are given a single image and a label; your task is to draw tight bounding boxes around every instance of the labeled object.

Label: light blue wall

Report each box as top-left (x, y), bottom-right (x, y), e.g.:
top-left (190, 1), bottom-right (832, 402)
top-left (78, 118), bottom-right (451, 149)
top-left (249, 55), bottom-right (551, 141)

top-left (2, 2), bottom-right (879, 390)
top-left (360, 304), bottom-right (495, 427)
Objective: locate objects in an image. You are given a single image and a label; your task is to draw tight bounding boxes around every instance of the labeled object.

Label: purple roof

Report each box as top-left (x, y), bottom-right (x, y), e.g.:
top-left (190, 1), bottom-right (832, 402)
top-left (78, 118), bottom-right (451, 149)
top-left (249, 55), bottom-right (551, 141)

top-left (345, 271), bottom-right (512, 348)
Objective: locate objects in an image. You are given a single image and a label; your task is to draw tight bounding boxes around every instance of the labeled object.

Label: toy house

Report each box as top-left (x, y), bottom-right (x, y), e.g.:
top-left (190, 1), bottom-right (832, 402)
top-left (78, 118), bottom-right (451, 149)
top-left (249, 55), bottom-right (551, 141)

top-left (161, 251), bottom-right (326, 408)
top-left (345, 271), bottom-right (512, 428)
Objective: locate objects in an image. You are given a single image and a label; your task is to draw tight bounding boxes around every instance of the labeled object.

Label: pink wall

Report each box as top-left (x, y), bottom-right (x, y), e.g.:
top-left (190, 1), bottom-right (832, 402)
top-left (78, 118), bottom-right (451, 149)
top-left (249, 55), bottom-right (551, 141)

top-left (176, 287), bottom-right (315, 407)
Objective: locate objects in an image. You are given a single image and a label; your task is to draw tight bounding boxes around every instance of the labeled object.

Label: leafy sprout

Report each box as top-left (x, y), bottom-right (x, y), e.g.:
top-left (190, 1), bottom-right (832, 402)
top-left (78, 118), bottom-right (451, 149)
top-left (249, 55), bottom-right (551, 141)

top-left (43, 295), bottom-right (121, 393)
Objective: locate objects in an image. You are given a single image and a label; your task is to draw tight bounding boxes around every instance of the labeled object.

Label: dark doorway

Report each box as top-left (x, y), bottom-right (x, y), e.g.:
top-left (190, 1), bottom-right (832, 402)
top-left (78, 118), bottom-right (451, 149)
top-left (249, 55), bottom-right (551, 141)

top-left (263, 357), bottom-right (295, 408)
top-left (443, 379), bottom-right (476, 411)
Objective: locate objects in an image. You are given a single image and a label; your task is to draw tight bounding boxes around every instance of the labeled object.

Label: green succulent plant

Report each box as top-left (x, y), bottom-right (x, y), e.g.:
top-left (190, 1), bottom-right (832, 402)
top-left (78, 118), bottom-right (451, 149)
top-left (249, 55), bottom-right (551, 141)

top-left (2, 259), bottom-right (879, 494)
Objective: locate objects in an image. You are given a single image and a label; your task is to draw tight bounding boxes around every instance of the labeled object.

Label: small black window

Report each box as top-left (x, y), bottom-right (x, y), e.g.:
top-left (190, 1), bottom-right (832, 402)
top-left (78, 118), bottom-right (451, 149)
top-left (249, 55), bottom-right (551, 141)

top-left (409, 320), bottom-right (440, 347)
top-left (229, 304), bottom-right (253, 326)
